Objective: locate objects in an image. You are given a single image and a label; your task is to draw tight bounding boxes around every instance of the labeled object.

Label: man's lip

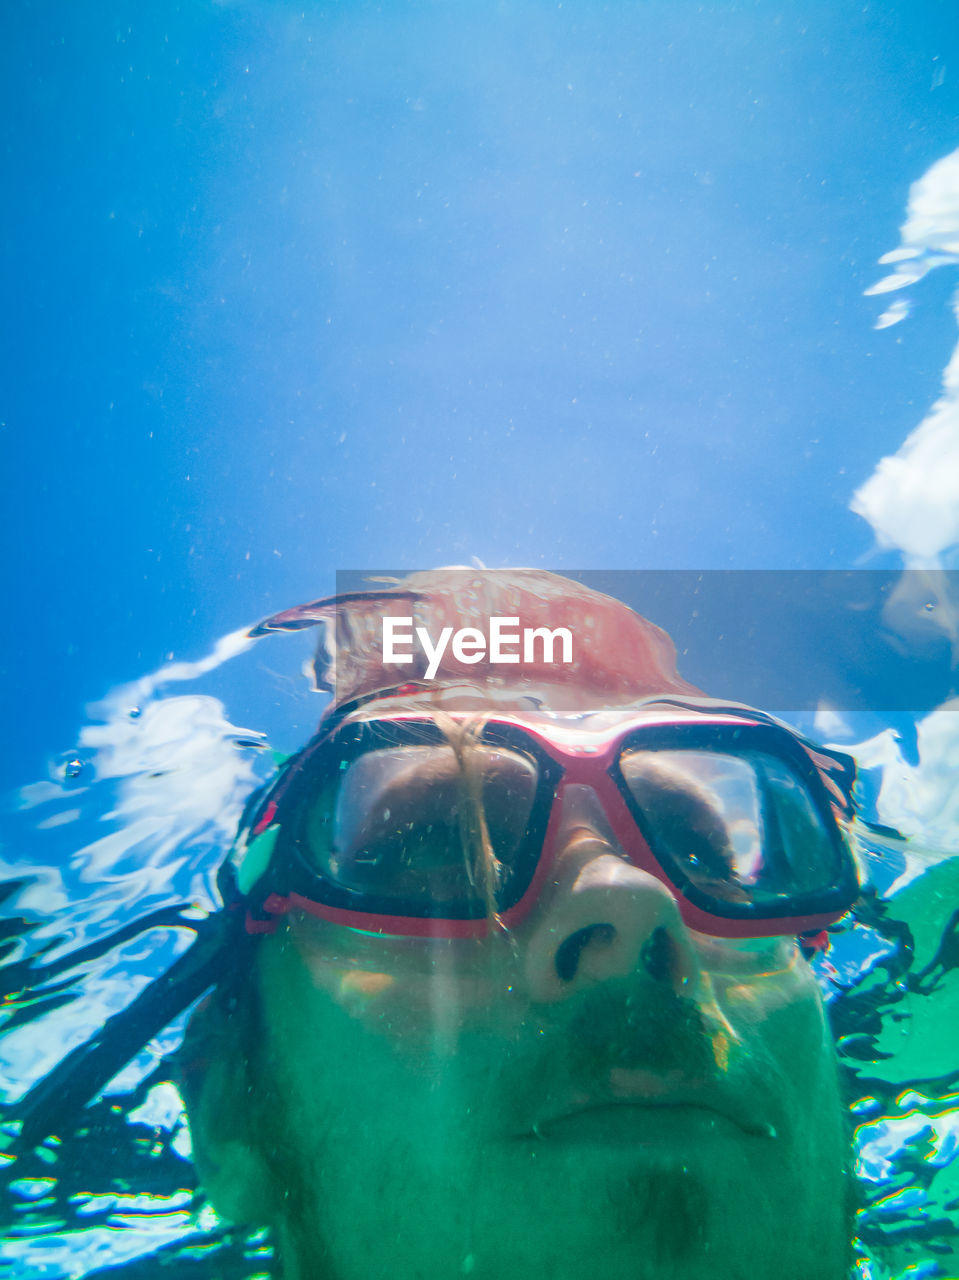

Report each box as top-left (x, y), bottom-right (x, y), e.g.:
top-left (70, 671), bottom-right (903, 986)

top-left (519, 1091), bottom-right (777, 1142)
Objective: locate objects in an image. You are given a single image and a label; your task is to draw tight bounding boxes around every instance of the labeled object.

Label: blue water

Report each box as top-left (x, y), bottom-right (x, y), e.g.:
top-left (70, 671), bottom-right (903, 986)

top-left (4, 2), bottom-right (959, 1276)
top-left (4, 0), bottom-right (959, 783)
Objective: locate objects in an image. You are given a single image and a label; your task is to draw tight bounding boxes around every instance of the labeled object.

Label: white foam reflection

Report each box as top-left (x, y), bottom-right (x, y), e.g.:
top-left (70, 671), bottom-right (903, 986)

top-left (853, 147), bottom-right (959, 564)
top-left (849, 699), bottom-right (959, 856)
top-left (12, 695), bottom-right (263, 932)
top-left (1, 643), bottom-right (270, 1114)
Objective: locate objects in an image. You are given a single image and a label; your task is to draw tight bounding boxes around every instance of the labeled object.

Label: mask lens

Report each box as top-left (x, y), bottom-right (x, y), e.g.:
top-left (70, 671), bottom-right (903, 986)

top-left (619, 748), bottom-right (841, 908)
top-left (300, 740), bottom-right (539, 908)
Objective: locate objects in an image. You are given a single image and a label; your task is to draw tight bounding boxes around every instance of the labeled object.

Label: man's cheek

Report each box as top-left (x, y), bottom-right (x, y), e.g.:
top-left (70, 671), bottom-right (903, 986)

top-left (726, 983), bottom-right (837, 1100)
top-left (286, 949), bottom-right (527, 1051)
top-left (716, 958), bottom-right (825, 1030)
top-left (713, 967), bottom-right (838, 1082)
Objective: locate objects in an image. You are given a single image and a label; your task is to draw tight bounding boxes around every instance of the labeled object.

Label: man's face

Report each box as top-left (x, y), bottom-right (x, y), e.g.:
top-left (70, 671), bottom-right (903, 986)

top-left (202, 701), bottom-right (853, 1280)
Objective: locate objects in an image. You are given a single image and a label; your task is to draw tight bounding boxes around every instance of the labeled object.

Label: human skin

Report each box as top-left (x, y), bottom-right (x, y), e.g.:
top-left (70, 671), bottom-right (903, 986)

top-left (185, 700), bottom-right (854, 1280)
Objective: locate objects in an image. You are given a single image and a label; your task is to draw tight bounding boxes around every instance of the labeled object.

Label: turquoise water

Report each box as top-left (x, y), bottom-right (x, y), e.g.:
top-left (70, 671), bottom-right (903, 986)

top-left (4, 2), bottom-right (959, 1276)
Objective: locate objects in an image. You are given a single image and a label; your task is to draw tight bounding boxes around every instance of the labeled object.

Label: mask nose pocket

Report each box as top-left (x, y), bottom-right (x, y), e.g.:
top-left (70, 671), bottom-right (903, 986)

top-left (553, 783), bottom-right (627, 854)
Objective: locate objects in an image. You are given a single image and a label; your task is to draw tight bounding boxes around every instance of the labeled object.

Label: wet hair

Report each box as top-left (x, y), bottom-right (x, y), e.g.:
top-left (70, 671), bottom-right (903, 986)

top-left (431, 712), bottom-right (507, 929)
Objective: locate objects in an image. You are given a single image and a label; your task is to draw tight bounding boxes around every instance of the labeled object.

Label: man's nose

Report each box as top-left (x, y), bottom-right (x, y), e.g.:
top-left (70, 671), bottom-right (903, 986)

top-left (523, 785), bottom-right (703, 1004)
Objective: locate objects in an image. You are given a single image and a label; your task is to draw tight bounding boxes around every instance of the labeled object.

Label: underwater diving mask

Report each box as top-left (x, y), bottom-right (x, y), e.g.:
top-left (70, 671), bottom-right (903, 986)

top-left (234, 702), bottom-right (859, 940)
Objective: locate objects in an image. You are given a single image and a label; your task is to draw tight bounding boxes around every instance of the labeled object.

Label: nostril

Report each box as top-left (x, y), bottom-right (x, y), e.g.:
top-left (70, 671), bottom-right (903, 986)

top-left (640, 926), bottom-right (675, 984)
top-left (555, 922), bottom-right (616, 982)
